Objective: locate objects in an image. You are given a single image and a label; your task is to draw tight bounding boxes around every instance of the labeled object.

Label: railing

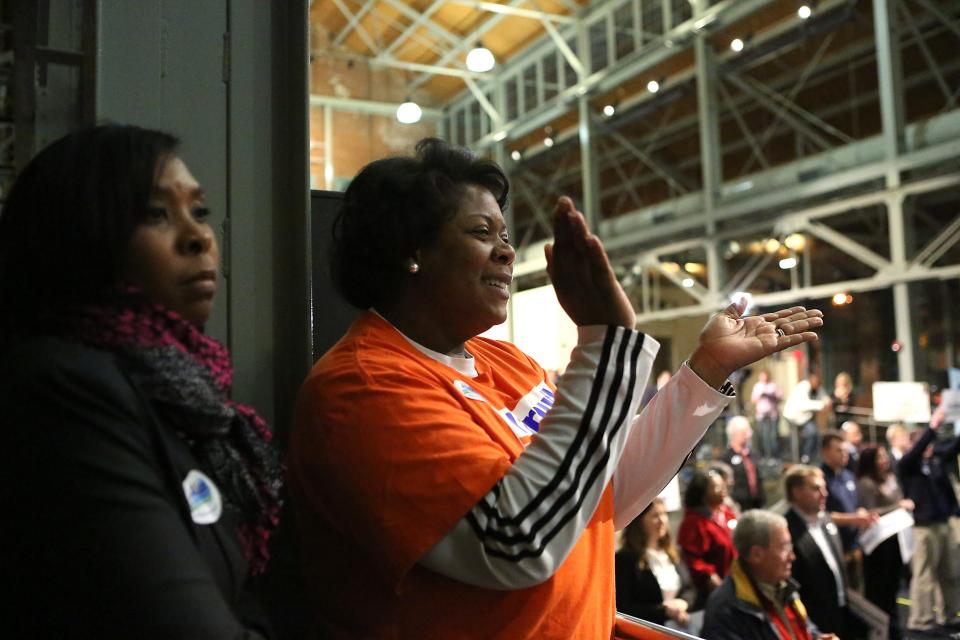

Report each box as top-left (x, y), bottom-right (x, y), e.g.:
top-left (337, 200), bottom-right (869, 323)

top-left (614, 613), bottom-right (704, 640)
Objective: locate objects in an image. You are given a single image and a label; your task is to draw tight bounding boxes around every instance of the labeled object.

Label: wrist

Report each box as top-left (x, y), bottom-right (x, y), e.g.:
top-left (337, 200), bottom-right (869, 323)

top-left (688, 348), bottom-right (729, 389)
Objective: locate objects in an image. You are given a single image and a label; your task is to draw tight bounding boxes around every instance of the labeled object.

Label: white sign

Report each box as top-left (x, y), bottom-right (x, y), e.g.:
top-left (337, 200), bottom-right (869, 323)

top-left (940, 389), bottom-right (960, 422)
top-left (871, 382), bottom-right (931, 422)
top-left (859, 507), bottom-right (914, 556)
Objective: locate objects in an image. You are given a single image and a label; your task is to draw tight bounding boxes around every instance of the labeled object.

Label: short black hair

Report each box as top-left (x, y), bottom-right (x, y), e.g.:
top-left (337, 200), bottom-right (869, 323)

top-left (0, 124), bottom-right (179, 330)
top-left (821, 430), bottom-right (844, 450)
top-left (331, 138), bottom-right (509, 310)
top-left (684, 470), bottom-right (713, 509)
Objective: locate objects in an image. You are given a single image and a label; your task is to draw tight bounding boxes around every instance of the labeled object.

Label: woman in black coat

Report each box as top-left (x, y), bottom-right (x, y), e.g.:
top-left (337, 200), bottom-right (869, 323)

top-left (0, 126), bottom-right (282, 638)
top-left (616, 498), bottom-right (698, 629)
top-left (857, 445), bottom-right (913, 640)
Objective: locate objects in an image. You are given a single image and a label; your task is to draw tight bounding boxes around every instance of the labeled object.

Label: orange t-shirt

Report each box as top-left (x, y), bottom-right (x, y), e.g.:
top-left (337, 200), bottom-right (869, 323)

top-left (288, 312), bottom-right (616, 639)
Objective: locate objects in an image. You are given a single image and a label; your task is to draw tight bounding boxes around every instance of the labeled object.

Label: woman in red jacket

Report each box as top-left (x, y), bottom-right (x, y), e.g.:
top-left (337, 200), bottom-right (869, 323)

top-left (677, 470), bottom-right (738, 608)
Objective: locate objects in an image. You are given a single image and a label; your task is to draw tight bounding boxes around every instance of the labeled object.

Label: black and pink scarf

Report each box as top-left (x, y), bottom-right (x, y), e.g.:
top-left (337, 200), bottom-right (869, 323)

top-left (41, 288), bottom-right (282, 574)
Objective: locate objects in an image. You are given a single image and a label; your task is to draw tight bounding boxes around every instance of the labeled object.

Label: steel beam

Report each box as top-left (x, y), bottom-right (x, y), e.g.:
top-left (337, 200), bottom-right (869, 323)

top-left (873, 0), bottom-right (906, 187)
top-left (633, 263), bottom-right (960, 324)
top-left (370, 56), bottom-right (483, 79)
top-left (309, 94), bottom-right (444, 119)
top-left (446, 0), bottom-right (576, 24)
top-left (329, 0), bottom-right (380, 54)
top-left (379, 0), bottom-right (446, 56)
top-left (644, 258), bottom-right (708, 303)
top-left (333, 0), bottom-right (378, 46)
top-left (804, 221), bottom-right (892, 272)
top-left (913, 214), bottom-right (960, 268)
top-left (380, 0), bottom-right (460, 46)
top-left (465, 77), bottom-right (500, 125)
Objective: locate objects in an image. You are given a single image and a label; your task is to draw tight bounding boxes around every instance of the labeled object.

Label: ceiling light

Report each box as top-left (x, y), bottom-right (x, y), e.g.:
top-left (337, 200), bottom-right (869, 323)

top-left (784, 233), bottom-right (806, 251)
top-left (510, 150), bottom-right (522, 161)
top-left (466, 45), bottom-right (495, 73)
top-left (764, 238), bottom-right (781, 253)
top-left (798, 5), bottom-right (812, 19)
top-left (396, 100), bottom-right (422, 124)
top-left (543, 136), bottom-right (554, 148)
top-left (728, 241), bottom-right (741, 255)
top-left (778, 257), bottom-right (798, 269)
top-left (603, 104), bottom-right (615, 117)
top-left (681, 277), bottom-right (696, 288)
top-left (647, 80), bottom-right (660, 93)
top-left (684, 262), bottom-right (705, 274)
top-left (730, 38), bottom-right (745, 53)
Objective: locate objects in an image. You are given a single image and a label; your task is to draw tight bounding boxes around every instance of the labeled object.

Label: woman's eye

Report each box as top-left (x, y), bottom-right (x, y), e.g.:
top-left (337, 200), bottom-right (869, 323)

top-left (145, 206), bottom-right (168, 222)
top-left (472, 227), bottom-right (490, 236)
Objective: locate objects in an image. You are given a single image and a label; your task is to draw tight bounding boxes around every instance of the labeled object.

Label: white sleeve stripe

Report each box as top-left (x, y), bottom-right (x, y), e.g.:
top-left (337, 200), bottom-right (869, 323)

top-left (466, 330), bottom-right (643, 559)
top-left (473, 326), bottom-right (621, 524)
top-left (472, 325), bottom-right (629, 526)
top-left (464, 328), bottom-right (645, 560)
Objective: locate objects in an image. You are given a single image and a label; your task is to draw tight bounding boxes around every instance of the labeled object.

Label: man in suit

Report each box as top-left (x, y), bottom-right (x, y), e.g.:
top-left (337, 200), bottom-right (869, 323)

top-left (784, 465), bottom-right (864, 639)
top-left (721, 415), bottom-right (766, 510)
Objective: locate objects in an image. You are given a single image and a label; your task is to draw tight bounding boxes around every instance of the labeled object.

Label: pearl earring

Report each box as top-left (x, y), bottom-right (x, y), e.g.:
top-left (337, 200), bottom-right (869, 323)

top-left (408, 262), bottom-right (419, 273)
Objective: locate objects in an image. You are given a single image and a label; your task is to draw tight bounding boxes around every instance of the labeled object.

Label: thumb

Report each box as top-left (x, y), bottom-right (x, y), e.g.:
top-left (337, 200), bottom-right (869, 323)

top-left (721, 296), bottom-right (748, 320)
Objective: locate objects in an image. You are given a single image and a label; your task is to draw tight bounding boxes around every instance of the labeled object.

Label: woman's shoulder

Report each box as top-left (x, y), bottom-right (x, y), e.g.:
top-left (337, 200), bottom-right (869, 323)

top-left (0, 336), bottom-right (141, 417)
top-left (1, 335), bottom-right (125, 382)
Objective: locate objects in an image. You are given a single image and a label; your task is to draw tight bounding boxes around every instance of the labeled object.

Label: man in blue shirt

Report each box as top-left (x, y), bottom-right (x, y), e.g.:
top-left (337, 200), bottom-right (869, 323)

top-left (819, 431), bottom-right (877, 593)
top-left (898, 408), bottom-right (960, 631)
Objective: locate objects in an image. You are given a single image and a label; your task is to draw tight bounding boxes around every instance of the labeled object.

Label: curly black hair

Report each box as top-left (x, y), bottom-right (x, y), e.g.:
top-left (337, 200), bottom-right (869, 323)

top-left (331, 138), bottom-right (509, 310)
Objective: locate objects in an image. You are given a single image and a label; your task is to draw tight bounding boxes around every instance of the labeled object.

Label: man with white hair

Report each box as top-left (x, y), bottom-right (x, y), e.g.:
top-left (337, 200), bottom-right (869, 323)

top-left (721, 415), bottom-right (765, 510)
top-left (701, 510), bottom-right (833, 640)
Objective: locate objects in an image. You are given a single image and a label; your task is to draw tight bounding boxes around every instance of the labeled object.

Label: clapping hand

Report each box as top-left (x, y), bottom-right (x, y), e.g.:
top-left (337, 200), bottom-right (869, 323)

top-left (688, 299), bottom-right (824, 388)
top-left (545, 197), bottom-right (635, 329)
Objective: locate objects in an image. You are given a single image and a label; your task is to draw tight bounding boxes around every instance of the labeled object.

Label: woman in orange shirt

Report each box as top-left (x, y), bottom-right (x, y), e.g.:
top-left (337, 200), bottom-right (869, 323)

top-left (288, 139), bottom-right (822, 639)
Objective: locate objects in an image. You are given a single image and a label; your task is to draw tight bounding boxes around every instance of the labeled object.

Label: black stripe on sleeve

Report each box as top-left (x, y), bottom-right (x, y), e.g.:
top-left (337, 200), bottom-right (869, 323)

top-left (465, 330), bottom-right (647, 561)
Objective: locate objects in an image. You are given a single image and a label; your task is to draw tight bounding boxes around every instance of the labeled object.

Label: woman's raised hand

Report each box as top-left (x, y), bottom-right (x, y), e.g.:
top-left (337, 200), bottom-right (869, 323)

top-left (688, 300), bottom-right (824, 388)
top-left (545, 197), bottom-right (635, 328)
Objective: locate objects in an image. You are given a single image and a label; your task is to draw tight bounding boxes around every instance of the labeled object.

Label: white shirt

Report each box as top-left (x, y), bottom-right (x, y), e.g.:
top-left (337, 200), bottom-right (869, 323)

top-left (793, 507), bottom-right (846, 607)
top-left (646, 548), bottom-right (681, 601)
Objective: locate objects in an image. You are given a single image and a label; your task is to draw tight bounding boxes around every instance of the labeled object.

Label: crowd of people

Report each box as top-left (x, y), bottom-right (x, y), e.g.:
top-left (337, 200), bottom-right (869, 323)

top-left (616, 371), bottom-right (960, 640)
top-left (2, 125), bottom-right (957, 640)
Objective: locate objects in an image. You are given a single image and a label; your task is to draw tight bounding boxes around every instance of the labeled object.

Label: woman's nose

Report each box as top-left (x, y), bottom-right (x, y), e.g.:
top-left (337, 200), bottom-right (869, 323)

top-left (495, 238), bottom-right (516, 265)
top-left (179, 217), bottom-right (214, 256)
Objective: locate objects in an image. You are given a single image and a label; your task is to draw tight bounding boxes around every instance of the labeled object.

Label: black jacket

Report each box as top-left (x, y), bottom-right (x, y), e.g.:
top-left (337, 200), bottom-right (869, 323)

top-left (701, 559), bottom-right (818, 640)
top-left (0, 337), bottom-right (271, 639)
top-left (898, 427), bottom-right (960, 525)
top-left (720, 447), bottom-right (766, 510)
top-left (784, 508), bottom-right (847, 635)
top-left (615, 548), bottom-right (698, 623)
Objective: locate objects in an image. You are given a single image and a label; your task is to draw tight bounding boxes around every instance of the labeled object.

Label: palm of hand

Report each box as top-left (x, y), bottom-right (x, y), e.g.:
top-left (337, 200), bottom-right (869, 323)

top-left (689, 303), bottom-right (823, 387)
top-left (697, 314), bottom-right (780, 374)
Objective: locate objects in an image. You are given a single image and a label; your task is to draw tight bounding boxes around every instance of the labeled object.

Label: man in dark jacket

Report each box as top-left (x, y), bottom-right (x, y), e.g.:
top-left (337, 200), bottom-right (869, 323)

top-left (721, 415), bottom-right (766, 510)
top-left (783, 465), bottom-right (865, 638)
top-left (898, 409), bottom-right (960, 631)
top-left (701, 510), bottom-right (831, 640)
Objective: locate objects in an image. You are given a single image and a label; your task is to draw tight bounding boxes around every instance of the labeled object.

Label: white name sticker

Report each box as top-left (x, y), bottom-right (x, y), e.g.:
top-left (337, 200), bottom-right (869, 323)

top-left (182, 469), bottom-right (222, 525)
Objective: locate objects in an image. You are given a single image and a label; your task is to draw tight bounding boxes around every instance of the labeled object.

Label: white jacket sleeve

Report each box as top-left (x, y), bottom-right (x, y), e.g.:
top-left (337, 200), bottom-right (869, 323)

top-left (419, 325), bottom-right (655, 590)
top-left (612, 364), bottom-right (736, 530)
